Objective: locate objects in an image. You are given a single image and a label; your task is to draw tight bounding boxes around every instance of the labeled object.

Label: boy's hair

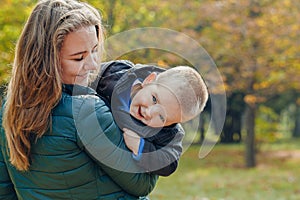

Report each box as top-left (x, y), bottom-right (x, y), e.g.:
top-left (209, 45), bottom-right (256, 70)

top-left (155, 66), bottom-right (208, 122)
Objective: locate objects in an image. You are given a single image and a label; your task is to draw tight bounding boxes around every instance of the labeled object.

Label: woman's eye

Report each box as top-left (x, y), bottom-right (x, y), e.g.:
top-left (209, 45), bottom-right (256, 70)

top-left (74, 56), bottom-right (83, 61)
top-left (152, 95), bottom-right (157, 104)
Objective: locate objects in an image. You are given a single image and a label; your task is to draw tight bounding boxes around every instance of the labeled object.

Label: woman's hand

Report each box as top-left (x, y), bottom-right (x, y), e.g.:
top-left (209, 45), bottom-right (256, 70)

top-left (123, 128), bottom-right (141, 155)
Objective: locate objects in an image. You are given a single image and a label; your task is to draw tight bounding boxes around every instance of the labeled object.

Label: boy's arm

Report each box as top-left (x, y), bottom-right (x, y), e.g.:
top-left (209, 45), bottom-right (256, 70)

top-left (139, 139), bottom-right (179, 176)
top-left (123, 124), bottom-right (185, 177)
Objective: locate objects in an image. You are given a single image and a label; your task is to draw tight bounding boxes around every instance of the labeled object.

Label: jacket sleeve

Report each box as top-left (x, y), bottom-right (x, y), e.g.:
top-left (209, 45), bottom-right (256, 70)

top-left (74, 96), bottom-right (158, 197)
top-left (141, 140), bottom-right (178, 177)
top-left (136, 124), bottom-right (185, 176)
top-left (0, 111), bottom-right (17, 200)
top-left (0, 150), bottom-right (17, 200)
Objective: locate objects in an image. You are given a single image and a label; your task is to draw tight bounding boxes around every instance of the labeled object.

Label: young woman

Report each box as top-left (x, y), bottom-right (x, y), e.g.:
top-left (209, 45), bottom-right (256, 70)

top-left (0, 0), bottom-right (157, 199)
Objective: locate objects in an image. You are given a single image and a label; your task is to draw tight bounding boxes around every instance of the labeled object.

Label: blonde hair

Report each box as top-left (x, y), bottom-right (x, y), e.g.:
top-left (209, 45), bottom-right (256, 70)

top-left (155, 66), bottom-right (209, 122)
top-left (2, 0), bottom-right (103, 171)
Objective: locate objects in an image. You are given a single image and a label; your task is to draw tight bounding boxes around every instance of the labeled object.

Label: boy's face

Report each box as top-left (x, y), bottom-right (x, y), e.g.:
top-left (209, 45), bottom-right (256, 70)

top-left (130, 82), bottom-right (181, 127)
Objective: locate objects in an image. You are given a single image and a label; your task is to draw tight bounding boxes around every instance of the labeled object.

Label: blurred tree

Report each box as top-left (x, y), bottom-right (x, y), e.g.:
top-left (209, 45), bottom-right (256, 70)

top-left (221, 91), bottom-right (245, 143)
top-left (1, 0), bottom-right (299, 166)
top-left (193, 0), bottom-right (300, 167)
top-left (293, 97), bottom-right (300, 137)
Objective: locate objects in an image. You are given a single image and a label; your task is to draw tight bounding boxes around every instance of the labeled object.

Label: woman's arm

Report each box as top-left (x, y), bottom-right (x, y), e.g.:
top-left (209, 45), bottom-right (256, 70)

top-left (74, 96), bottom-right (158, 196)
top-left (0, 107), bottom-right (17, 200)
top-left (0, 140), bottom-right (17, 200)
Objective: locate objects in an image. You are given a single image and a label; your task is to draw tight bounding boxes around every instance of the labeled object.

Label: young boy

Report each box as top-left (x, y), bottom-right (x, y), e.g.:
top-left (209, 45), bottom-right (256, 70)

top-left (91, 60), bottom-right (208, 176)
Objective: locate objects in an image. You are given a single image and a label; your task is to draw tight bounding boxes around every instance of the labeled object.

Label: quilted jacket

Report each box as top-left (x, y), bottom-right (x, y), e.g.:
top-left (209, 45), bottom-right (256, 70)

top-left (0, 84), bottom-right (158, 200)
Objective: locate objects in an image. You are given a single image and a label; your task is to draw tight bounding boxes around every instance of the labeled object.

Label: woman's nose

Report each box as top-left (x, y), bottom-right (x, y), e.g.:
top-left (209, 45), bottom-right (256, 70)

top-left (84, 54), bottom-right (98, 70)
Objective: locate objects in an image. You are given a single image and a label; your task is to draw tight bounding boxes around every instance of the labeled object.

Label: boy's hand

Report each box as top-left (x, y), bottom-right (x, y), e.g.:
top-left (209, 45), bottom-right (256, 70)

top-left (123, 128), bottom-right (141, 155)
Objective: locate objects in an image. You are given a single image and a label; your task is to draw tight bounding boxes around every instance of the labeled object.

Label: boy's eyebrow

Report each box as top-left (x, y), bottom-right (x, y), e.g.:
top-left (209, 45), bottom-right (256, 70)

top-left (69, 44), bottom-right (98, 56)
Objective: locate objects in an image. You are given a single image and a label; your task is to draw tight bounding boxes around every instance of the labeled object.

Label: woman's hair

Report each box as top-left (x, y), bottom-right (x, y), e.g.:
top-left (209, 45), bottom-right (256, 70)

top-left (155, 66), bottom-right (209, 122)
top-left (2, 0), bottom-right (103, 171)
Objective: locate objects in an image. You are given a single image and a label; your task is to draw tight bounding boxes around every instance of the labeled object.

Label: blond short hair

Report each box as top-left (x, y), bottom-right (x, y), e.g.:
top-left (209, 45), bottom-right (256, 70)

top-left (155, 66), bottom-right (208, 122)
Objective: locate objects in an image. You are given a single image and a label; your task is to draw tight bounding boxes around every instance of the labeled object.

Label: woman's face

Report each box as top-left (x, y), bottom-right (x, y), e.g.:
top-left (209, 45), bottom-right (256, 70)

top-left (60, 26), bottom-right (99, 86)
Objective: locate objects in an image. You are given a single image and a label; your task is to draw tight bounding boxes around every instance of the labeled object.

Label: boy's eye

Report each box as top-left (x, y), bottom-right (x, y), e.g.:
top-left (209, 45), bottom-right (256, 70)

top-left (159, 115), bottom-right (165, 123)
top-left (152, 95), bottom-right (157, 104)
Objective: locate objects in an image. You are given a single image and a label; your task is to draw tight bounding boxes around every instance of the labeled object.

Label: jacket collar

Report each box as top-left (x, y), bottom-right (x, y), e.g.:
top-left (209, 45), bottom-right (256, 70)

top-left (62, 84), bottom-right (97, 96)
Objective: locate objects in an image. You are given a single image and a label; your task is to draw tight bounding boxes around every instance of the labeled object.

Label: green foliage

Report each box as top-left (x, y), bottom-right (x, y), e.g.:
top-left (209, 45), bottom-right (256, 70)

top-left (255, 105), bottom-right (281, 143)
top-left (0, 0), bottom-right (35, 85)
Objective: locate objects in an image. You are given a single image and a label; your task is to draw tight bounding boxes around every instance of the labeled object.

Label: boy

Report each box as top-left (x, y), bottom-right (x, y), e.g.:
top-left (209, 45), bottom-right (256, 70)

top-left (91, 60), bottom-right (208, 176)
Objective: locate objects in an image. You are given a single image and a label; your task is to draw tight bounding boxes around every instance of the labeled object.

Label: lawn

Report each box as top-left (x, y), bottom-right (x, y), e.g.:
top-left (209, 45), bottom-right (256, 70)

top-left (149, 138), bottom-right (300, 200)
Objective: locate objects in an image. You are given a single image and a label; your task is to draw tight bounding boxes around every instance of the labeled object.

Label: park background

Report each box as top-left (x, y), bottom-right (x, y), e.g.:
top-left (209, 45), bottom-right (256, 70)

top-left (0, 0), bottom-right (299, 199)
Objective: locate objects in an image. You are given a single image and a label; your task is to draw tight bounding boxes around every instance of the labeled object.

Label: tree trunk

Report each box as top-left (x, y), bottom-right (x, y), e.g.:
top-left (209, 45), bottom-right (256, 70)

top-left (221, 91), bottom-right (245, 143)
top-left (107, 0), bottom-right (117, 34)
top-left (293, 104), bottom-right (300, 137)
top-left (198, 115), bottom-right (205, 144)
top-left (245, 103), bottom-right (256, 168)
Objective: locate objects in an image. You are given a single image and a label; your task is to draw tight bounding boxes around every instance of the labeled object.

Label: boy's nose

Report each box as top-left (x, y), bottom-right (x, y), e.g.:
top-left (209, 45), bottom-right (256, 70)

top-left (142, 107), bottom-right (152, 120)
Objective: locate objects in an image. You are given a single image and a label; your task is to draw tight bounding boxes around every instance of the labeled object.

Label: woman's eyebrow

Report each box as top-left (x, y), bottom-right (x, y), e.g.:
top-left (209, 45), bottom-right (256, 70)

top-left (69, 44), bottom-right (98, 56)
top-left (92, 44), bottom-right (98, 49)
top-left (69, 51), bottom-right (86, 56)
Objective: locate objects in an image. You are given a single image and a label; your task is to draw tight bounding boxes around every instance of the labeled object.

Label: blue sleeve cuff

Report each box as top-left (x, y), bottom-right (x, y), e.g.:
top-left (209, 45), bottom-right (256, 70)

top-left (132, 138), bottom-right (145, 160)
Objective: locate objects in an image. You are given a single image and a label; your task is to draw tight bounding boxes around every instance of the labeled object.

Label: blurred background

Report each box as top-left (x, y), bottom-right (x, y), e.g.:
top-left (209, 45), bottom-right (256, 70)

top-left (1, 0), bottom-right (299, 199)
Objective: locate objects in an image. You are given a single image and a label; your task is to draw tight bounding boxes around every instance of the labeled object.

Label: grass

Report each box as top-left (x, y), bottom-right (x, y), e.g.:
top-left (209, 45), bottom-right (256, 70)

top-left (149, 138), bottom-right (300, 200)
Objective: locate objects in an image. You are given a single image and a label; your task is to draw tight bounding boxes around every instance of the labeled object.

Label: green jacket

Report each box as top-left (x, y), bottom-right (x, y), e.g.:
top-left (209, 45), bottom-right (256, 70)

top-left (0, 84), bottom-right (158, 200)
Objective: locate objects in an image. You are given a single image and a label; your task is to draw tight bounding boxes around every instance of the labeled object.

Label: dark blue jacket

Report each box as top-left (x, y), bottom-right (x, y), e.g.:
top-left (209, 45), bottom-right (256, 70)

top-left (91, 60), bottom-right (184, 176)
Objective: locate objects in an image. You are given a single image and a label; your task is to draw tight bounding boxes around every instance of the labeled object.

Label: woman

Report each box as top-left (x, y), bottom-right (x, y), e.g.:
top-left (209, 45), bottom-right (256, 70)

top-left (0, 0), bottom-right (157, 199)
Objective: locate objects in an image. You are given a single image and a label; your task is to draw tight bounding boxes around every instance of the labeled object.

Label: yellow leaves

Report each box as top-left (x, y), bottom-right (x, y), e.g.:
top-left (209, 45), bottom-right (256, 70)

top-left (157, 60), bottom-right (168, 68)
top-left (270, 15), bottom-right (281, 26)
top-left (291, 24), bottom-right (299, 32)
top-left (283, 0), bottom-right (291, 7)
top-left (244, 94), bottom-right (266, 105)
top-left (253, 82), bottom-right (269, 90)
top-left (244, 95), bottom-right (256, 105)
top-left (256, 18), bottom-right (266, 28)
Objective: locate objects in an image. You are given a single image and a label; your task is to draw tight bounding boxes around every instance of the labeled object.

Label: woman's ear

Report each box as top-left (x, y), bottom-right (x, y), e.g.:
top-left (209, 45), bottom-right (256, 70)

top-left (142, 72), bottom-right (157, 86)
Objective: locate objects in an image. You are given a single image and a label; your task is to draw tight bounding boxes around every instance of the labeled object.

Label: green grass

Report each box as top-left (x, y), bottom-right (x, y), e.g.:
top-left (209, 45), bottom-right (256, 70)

top-left (149, 139), bottom-right (300, 200)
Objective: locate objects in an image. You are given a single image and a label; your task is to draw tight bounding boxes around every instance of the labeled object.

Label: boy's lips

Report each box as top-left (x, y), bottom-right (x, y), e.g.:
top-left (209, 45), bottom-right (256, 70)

top-left (138, 106), bottom-right (144, 118)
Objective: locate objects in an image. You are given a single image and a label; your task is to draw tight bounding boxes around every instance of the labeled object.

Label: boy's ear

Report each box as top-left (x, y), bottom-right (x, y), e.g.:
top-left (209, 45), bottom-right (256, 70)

top-left (142, 72), bottom-right (157, 86)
